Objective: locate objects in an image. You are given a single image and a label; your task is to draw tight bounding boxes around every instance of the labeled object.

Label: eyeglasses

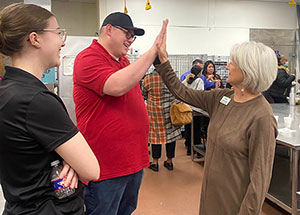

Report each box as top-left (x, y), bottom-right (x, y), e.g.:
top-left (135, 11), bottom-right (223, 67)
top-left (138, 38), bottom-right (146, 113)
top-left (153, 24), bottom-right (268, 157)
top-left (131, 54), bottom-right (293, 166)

top-left (113, 25), bottom-right (136, 42)
top-left (28, 28), bottom-right (67, 42)
top-left (41, 28), bottom-right (67, 42)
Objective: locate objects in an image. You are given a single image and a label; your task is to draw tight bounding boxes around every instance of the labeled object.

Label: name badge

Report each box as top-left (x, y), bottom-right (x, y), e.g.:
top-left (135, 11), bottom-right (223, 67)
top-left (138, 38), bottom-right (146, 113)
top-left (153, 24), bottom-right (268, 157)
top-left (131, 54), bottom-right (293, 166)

top-left (220, 96), bottom-right (231, 106)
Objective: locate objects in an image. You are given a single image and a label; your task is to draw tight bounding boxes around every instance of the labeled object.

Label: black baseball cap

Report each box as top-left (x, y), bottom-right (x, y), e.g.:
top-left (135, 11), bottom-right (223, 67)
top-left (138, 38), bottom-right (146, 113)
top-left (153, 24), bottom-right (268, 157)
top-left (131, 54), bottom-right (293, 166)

top-left (101, 12), bottom-right (145, 36)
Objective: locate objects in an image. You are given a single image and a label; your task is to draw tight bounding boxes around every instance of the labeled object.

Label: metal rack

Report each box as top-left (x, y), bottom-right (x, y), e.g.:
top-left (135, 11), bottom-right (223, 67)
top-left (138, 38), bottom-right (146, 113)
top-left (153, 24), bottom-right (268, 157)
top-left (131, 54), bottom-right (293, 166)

top-left (207, 55), bottom-right (229, 87)
top-left (130, 54), bottom-right (229, 84)
top-left (130, 54), bottom-right (208, 77)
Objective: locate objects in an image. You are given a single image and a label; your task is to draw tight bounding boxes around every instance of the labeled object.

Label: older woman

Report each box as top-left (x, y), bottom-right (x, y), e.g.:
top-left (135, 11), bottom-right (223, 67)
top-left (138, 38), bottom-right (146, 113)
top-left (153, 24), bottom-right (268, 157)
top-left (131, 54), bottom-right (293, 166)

top-left (0, 3), bottom-right (99, 214)
top-left (156, 31), bottom-right (278, 214)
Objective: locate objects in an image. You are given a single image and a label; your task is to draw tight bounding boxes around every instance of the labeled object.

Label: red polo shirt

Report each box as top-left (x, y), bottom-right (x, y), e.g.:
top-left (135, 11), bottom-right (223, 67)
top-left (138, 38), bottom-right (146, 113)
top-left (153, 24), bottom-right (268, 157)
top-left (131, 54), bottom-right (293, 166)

top-left (73, 39), bottom-right (149, 182)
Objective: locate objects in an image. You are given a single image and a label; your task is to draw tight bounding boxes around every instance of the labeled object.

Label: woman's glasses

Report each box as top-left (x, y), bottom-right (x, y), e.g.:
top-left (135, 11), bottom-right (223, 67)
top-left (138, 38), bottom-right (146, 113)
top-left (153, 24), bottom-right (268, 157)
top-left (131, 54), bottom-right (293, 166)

top-left (27, 28), bottom-right (67, 42)
top-left (41, 28), bottom-right (67, 42)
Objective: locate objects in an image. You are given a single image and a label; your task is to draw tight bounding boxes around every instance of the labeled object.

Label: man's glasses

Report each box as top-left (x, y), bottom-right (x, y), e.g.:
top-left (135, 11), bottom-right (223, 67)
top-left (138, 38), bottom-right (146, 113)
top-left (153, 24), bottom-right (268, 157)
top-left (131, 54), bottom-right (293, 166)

top-left (113, 25), bottom-right (136, 42)
top-left (28, 28), bottom-right (67, 42)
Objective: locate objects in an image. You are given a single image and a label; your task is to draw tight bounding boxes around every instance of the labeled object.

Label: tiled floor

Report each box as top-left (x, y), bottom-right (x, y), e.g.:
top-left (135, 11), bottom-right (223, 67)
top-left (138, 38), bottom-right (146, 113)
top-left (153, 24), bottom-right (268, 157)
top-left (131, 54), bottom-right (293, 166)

top-left (0, 139), bottom-right (290, 214)
top-left (135, 139), bottom-right (289, 215)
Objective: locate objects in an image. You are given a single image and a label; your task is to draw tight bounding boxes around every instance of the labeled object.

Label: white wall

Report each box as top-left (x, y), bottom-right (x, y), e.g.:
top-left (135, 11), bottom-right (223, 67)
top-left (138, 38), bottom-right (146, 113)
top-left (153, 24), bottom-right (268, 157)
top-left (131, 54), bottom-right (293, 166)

top-left (24, 0), bottom-right (51, 10)
top-left (52, 0), bottom-right (98, 36)
top-left (98, 0), bottom-right (297, 55)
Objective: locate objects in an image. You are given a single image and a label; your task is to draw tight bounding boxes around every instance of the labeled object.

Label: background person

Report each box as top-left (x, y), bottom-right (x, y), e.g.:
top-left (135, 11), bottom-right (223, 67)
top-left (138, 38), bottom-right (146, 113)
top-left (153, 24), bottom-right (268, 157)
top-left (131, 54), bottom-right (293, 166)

top-left (202, 60), bottom-right (224, 89)
top-left (183, 65), bottom-right (205, 156)
top-left (180, 59), bottom-right (203, 82)
top-left (263, 54), bottom-right (295, 103)
top-left (0, 3), bottom-right (99, 215)
top-left (142, 57), bottom-right (181, 172)
top-left (156, 30), bottom-right (278, 214)
top-left (73, 12), bottom-right (168, 215)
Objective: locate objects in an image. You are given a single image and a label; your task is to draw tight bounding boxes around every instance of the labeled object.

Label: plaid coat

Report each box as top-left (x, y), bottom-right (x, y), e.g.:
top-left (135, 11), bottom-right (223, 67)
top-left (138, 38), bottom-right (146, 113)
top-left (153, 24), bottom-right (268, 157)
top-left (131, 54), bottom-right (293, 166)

top-left (142, 70), bottom-right (181, 144)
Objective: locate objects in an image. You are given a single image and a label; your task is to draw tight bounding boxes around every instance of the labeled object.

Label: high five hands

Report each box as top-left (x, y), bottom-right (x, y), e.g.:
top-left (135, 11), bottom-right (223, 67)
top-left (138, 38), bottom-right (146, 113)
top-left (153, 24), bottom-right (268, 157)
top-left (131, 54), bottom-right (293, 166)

top-left (153, 19), bottom-right (169, 64)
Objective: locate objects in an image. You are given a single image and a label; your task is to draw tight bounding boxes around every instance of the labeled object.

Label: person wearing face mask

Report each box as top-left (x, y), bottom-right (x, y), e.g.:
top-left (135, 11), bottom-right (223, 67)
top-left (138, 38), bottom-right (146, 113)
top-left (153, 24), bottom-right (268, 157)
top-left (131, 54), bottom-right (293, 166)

top-left (263, 54), bottom-right (295, 103)
top-left (183, 65), bottom-right (206, 156)
top-left (180, 59), bottom-right (204, 82)
top-left (0, 3), bottom-right (100, 214)
top-left (73, 12), bottom-right (168, 215)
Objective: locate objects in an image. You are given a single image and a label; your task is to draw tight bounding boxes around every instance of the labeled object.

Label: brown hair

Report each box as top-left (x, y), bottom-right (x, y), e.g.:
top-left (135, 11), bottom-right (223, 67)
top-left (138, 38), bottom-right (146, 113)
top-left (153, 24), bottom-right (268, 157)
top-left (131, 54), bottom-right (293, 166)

top-left (0, 3), bottom-right (53, 56)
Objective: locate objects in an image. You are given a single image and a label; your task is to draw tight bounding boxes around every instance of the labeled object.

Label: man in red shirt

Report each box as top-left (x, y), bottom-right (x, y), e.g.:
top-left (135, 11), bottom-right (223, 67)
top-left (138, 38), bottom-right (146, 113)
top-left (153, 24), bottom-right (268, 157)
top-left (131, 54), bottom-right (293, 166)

top-left (73, 12), bottom-right (168, 215)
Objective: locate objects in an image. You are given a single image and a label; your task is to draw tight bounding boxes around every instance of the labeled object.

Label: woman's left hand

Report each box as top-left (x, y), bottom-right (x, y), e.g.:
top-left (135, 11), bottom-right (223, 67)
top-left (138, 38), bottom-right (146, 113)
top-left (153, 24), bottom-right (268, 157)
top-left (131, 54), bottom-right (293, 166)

top-left (60, 161), bottom-right (79, 189)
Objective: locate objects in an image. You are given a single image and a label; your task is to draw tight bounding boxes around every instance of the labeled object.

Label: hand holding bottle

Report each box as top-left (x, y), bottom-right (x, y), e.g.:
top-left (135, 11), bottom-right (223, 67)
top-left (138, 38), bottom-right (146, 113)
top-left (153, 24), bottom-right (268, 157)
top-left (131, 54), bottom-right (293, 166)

top-left (60, 161), bottom-right (79, 189)
top-left (50, 160), bottom-right (76, 199)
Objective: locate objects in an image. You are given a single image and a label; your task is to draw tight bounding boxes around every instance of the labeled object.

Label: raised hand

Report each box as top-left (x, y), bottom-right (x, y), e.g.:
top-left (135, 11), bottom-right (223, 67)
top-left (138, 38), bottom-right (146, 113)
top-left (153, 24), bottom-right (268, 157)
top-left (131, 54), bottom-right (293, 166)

top-left (154, 19), bottom-right (168, 49)
top-left (157, 19), bottom-right (169, 64)
top-left (152, 19), bottom-right (168, 62)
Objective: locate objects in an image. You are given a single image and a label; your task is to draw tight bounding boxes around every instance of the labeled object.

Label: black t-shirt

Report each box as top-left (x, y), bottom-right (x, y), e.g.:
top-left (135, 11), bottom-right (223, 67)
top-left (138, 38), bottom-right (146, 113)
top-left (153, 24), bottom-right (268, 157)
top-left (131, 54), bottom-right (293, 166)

top-left (0, 67), bottom-right (84, 215)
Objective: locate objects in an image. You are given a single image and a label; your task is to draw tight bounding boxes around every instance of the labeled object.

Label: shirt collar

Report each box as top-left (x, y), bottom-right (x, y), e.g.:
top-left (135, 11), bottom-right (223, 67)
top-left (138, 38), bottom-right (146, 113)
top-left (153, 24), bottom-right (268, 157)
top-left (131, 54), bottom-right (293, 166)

top-left (92, 39), bottom-right (123, 63)
top-left (3, 66), bottom-right (48, 90)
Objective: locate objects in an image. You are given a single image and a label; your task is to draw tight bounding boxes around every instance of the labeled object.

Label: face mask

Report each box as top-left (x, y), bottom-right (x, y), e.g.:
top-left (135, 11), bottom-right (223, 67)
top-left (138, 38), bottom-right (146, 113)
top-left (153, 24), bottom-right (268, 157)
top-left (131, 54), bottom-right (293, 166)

top-left (284, 62), bottom-right (289, 67)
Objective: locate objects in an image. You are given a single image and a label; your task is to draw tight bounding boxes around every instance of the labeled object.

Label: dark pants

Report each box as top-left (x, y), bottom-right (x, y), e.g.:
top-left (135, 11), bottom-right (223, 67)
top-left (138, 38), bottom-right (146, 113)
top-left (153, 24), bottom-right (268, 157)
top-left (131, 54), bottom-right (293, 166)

top-left (151, 141), bottom-right (176, 159)
top-left (199, 115), bottom-right (209, 140)
top-left (185, 115), bottom-right (209, 152)
top-left (184, 115), bottom-right (202, 152)
top-left (84, 169), bottom-right (144, 215)
top-left (263, 91), bottom-right (288, 103)
top-left (272, 96), bottom-right (288, 103)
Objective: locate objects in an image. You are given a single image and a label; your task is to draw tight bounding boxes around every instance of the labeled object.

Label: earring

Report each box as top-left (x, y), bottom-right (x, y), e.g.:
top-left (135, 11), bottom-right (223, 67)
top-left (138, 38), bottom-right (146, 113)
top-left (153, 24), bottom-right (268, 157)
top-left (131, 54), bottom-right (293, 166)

top-left (241, 88), bottom-right (244, 96)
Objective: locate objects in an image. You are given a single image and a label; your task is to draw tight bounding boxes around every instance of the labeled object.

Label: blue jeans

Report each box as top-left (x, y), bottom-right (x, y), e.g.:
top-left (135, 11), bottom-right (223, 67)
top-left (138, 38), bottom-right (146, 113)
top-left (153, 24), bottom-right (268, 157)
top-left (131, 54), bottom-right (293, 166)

top-left (84, 169), bottom-right (144, 215)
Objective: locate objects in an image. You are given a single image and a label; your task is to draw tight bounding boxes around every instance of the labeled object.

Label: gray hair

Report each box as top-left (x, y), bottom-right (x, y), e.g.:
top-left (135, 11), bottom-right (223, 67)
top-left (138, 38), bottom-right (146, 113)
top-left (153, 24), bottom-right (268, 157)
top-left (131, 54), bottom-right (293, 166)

top-left (230, 41), bottom-right (277, 93)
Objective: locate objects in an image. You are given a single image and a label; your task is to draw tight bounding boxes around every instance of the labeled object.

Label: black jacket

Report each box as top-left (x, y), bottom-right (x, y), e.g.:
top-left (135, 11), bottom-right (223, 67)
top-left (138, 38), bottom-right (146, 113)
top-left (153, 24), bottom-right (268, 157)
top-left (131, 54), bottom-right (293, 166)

top-left (266, 67), bottom-right (295, 99)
